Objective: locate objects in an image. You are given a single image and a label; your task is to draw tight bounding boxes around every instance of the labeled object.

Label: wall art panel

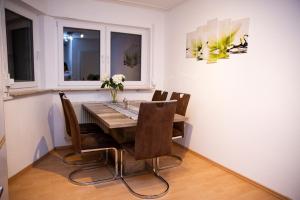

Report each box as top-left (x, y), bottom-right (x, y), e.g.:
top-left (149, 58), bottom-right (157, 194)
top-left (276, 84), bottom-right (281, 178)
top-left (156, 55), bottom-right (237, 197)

top-left (186, 18), bottom-right (250, 63)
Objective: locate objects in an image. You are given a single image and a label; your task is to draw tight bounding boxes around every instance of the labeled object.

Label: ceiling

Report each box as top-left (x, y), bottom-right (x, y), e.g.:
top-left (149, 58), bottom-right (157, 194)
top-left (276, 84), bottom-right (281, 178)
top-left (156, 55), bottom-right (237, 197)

top-left (96, 0), bottom-right (187, 10)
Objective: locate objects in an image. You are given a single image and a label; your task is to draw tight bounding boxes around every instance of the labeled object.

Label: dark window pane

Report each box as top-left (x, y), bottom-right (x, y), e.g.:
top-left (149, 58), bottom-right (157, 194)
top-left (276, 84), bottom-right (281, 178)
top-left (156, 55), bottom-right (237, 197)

top-left (63, 27), bottom-right (100, 81)
top-left (111, 32), bottom-right (141, 81)
top-left (5, 9), bottom-right (34, 82)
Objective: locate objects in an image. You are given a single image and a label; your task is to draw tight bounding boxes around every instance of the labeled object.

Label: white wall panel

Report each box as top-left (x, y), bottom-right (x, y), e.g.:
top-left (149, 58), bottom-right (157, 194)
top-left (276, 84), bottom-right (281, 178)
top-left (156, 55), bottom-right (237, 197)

top-left (165, 0), bottom-right (300, 199)
top-left (4, 94), bottom-right (54, 178)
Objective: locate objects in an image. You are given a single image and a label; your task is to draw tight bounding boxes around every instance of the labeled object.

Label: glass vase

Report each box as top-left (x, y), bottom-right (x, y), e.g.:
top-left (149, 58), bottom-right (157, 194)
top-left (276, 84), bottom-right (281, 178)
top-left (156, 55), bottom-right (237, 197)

top-left (110, 89), bottom-right (118, 103)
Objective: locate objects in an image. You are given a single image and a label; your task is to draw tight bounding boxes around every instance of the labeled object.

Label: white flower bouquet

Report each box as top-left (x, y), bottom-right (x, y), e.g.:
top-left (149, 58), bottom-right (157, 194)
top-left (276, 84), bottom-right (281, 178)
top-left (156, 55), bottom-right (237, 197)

top-left (101, 74), bottom-right (125, 103)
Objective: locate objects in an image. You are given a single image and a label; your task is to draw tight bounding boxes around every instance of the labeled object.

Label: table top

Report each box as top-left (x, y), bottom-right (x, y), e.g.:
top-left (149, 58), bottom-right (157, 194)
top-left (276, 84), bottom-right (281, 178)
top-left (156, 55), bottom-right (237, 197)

top-left (82, 101), bottom-right (187, 129)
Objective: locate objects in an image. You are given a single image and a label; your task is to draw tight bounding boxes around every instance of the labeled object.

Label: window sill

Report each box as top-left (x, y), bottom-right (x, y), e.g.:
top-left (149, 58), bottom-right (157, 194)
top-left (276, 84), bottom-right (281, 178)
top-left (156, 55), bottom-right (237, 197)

top-left (55, 86), bottom-right (153, 92)
top-left (5, 89), bottom-right (53, 101)
top-left (5, 87), bottom-right (154, 101)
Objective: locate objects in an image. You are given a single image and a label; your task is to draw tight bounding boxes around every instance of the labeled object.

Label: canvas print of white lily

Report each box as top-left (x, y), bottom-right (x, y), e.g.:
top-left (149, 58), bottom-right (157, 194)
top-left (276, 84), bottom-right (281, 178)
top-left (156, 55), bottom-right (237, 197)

top-left (218, 18), bottom-right (232, 59)
top-left (195, 25), bottom-right (206, 61)
top-left (206, 18), bottom-right (219, 63)
top-left (186, 31), bottom-right (198, 58)
top-left (185, 17), bottom-right (250, 63)
top-left (229, 18), bottom-right (250, 54)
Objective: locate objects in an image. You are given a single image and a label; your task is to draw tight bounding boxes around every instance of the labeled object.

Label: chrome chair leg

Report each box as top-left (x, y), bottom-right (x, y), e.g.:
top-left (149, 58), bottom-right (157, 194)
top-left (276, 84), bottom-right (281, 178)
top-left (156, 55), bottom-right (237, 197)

top-left (120, 151), bottom-right (169, 199)
top-left (152, 158), bottom-right (156, 173)
top-left (158, 154), bottom-right (182, 170)
top-left (120, 150), bottom-right (124, 177)
top-left (158, 139), bottom-right (183, 170)
top-left (105, 149), bottom-right (109, 164)
top-left (155, 157), bottom-right (160, 175)
top-left (68, 148), bottom-right (118, 186)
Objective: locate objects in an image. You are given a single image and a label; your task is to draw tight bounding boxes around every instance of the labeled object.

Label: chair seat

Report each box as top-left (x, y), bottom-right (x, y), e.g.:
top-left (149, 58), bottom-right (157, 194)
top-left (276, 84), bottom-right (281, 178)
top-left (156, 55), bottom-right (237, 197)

top-left (173, 128), bottom-right (183, 138)
top-left (81, 133), bottom-right (119, 150)
top-left (110, 127), bottom-right (136, 144)
top-left (79, 123), bottom-right (102, 134)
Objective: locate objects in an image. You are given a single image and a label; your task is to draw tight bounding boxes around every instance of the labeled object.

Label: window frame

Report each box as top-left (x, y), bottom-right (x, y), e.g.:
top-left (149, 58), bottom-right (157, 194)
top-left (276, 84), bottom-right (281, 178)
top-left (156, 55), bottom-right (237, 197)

top-left (3, 1), bottom-right (39, 89)
top-left (106, 25), bottom-right (150, 87)
top-left (57, 19), bottom-right (105, 86)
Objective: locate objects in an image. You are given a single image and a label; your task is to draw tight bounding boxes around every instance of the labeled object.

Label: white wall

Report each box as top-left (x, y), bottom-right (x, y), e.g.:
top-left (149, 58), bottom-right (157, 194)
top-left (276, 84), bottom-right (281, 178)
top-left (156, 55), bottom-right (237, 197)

top-left (4, 94), bottom-right (54, 177)
top-left (165, 0), bottom-right (300, 199)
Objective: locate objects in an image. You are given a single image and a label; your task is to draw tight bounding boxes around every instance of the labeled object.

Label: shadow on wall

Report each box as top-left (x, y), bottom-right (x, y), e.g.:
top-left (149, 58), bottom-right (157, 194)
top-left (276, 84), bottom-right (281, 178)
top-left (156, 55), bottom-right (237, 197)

top-left (33, 136), bottom-right (49, 162)
top-left (48, 101), bottom-right (70, 147)
top-left (48, 104), bottom-right (56, 146)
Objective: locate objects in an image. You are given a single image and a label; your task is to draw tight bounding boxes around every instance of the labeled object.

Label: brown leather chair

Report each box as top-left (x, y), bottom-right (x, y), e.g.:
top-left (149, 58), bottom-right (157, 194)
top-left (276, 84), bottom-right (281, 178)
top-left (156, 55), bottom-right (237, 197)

top-left (62, 96), bottom-right (119, 185)
top-left (159, 92), bottom-right (190, 170)
top-left (59, 92), bottom-right (70, 136)
top-left (59, 91), bottom-right (105, 165)
top-left (120, 101), bottom-right (177, 199)
top-left (152, 90), bottom-right (168, 101)
top-left (170, 92), bottom-right (191, 138)
top-left (59, 91), bottom-right (101, 135)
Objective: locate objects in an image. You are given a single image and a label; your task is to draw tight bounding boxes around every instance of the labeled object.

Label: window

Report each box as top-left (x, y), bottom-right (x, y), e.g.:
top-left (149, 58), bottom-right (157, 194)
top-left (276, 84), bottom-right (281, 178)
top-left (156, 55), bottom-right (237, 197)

top-left (63, 27), bottom-right (100, 81)
top-left (58, 20), bottom-right (150, 87)
top-left (5, 9), bottom-right (34, 82)
top-left (110, 32), bottom-right (142, 81)
top-left (107, 26), bottom-right (149, 87)
top-left (58, 20), bottom-right (104, 86)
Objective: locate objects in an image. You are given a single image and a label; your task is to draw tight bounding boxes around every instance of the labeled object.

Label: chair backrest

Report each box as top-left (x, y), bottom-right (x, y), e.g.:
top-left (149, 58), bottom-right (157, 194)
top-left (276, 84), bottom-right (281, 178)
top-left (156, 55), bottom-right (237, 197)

top-left (59, 91), bottom-right (71, 136)
top-left (170, 92), bottom-right (191, 136)
top-left (62, 96), bottom-right (82, 153)
top-left (152, 90), bottom-right (168, 101)
top-left (135, 101), bottom-right (177, 160)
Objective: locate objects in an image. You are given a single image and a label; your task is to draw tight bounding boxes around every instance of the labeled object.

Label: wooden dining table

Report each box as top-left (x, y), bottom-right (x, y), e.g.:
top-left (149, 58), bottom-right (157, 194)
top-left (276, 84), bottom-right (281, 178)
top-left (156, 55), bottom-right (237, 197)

top-left (82, 101), bottom-right (186, 173)
top-left (82, 101), bottom-right (187, 129)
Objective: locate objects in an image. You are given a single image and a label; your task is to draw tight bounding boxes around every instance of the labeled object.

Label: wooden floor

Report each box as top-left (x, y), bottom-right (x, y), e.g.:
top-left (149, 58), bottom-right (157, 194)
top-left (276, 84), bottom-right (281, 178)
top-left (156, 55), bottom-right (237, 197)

top-left (9, 145), bottom-right (281, 200)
